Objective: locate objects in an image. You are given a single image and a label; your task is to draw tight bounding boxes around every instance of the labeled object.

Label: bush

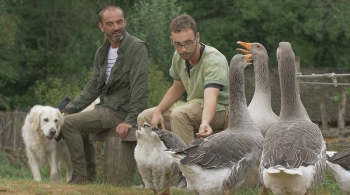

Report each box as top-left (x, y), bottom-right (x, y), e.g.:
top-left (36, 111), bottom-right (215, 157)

top-left (0, 150), bottom-right (32, 179)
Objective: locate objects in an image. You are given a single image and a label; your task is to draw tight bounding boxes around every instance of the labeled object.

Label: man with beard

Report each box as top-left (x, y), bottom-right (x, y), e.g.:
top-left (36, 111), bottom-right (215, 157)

top-left (60, 5), bottom-right (149, 184)
top-left (139, 14), bottom-right (228, 146)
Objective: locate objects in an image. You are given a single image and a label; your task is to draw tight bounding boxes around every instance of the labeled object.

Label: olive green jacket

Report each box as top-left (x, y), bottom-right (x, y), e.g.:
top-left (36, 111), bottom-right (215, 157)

top-left (65, 31), bottom-right (149, 125)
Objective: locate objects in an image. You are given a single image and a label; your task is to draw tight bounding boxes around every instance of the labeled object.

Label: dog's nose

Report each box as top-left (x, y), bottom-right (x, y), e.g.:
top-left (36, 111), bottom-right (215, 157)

top-left (49, 129), bottom-right (56, 136)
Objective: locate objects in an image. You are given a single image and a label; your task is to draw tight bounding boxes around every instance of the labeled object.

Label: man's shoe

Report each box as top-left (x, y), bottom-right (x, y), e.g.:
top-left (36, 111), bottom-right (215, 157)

top-left (87, 167), bottom-right (97, 183)
top-left (68, 175), bottom-right (88, 185)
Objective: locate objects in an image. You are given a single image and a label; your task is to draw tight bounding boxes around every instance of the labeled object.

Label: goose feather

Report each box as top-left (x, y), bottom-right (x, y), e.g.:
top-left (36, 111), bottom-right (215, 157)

top-left (326, 148), bottom-right (350, 195)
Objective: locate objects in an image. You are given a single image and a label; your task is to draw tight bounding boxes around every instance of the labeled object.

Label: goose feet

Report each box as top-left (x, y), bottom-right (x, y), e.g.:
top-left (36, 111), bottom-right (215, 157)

top-left (260, 186), bottom-right (269, 195)
top-left (153, 187), bottom-right (171, 195)
top-left (305, 190), bottom-right (310, 195)
top-left (223, 189), bottom-right (233, 195)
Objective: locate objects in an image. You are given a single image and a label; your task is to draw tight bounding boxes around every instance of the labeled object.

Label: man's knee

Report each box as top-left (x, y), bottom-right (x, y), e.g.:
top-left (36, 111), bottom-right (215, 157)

top-left (61, 114), bottom-right (76, 133)
top-left (170, 108), bottom-right (188, 123)
top-left (137, 107), bottom-right (156, 126)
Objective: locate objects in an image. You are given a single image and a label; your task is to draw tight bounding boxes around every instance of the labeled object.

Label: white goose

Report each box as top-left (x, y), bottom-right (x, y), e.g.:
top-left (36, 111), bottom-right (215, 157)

top-left (168, 54), bottom-right (264, 195)
top-left (326, 148), bottom-right (350, 195)
top-left (134, 122), bottom-right (186, 195)
top-left (260, 42), bottom-right (326, 195)
top-left (237, 41), bottom-right (278, 137)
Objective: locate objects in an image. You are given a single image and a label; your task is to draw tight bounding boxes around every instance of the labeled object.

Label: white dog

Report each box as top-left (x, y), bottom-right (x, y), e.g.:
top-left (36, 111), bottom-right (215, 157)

top-left (21, 105), bottom-right (72, 182)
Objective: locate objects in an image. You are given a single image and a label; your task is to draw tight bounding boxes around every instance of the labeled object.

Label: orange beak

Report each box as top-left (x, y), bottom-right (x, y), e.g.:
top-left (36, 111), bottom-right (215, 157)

top-left (244, 54), bottom-right (252, 65)
top-left (237, 41), bottom-right (253, 54)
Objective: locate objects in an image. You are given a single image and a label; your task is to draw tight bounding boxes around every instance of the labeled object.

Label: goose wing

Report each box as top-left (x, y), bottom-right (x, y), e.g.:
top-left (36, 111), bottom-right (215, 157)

top-left (176, 131), bottom-right (262, 169)
top-left (261, 121), bottom-right (326, 187)
top-left (327, 148), bottom-right (350, 171)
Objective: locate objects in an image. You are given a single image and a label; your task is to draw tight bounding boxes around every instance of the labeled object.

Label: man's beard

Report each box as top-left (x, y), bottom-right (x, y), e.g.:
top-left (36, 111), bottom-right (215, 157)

top-left (107, 30), bottom-right (124, 42)
top-left (179, 42), bottom-right (198, 60)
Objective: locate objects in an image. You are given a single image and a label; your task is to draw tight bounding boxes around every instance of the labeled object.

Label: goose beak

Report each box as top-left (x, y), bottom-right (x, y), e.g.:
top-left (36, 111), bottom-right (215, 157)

top-left (244, 54), bottom-right (252, 65)
top-left (237, 41), bottom-right (252, 54)
top-left (143, 122), bottom-right (151, 128)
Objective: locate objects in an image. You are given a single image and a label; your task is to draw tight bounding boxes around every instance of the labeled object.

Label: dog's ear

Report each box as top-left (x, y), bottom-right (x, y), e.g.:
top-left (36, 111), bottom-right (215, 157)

top-left (56, 109), bottom-right (64, 130)
top-left (28, 105), bottom-right (43, 131)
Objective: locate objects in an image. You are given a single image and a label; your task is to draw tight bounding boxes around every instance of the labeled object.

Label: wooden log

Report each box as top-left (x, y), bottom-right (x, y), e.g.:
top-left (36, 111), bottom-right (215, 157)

top-left (89, 127), bottom-right (138, 186)
top-left (104, 136), bottom-right (136, 185)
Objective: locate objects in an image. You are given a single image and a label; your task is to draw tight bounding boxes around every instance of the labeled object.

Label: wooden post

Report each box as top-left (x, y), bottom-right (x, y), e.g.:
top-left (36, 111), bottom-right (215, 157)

top-left (104, 137), bottom-right (136, 185)
top-left (89, 128), bottom-right (138, 186)
top-left (338, 89), bottom-right (347, 129)
top-left (320, 103), bottom-right (328, 130)
top-left (295, 56), bottom-right (300, 94)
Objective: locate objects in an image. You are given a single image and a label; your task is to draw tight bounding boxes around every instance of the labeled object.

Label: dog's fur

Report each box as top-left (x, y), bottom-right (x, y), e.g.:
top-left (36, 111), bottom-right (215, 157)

top-left (21, 105), bottom-right (72, 182)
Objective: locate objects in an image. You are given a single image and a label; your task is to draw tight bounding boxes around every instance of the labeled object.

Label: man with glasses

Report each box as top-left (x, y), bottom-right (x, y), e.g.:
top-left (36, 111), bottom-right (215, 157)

top-left (137, 13), bottom-right (228, 190)
top-left (138, 13), bottom-right (228, 146)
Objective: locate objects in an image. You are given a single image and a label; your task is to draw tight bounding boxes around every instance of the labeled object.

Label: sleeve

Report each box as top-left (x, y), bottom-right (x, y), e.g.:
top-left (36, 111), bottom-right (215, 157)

top-left (64, 49), bottom-right (101, 114)
top-left (169, 51), bottom-right (181, 80)
top-left (125, 42), bottom-right (150, 124)
top-left (203, 55), bottom-right (228, 87)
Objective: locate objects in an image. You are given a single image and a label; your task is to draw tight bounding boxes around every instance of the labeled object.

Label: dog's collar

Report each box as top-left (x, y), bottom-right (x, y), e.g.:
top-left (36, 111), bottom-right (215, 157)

top-left (55, 132), bottom-right (63, 142)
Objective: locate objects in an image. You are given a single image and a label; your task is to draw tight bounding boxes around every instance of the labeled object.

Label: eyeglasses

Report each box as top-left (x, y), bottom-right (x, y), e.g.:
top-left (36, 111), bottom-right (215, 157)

top-left (171, 37), bottom-right (197, 49)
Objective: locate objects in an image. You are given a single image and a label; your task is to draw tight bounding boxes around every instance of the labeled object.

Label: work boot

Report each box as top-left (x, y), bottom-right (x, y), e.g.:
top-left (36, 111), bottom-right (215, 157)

top-left (68, 175), bottom-right (88, 185)
top-left (86, 166), bottom-right (97, 183)
top-left (83, 133), bottom-right (97, 182)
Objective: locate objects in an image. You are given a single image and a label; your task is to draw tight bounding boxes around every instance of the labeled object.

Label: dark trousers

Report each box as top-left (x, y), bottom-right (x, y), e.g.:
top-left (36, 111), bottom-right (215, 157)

top-left (61, 107), bottom-right (123, 177)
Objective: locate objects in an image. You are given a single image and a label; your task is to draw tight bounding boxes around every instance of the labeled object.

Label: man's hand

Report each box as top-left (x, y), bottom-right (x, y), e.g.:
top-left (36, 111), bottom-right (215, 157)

top-left (61, 109), bottom-right (69, 116)
top-left (116, 122), bottom-right (132, 140)
top-left (196, 123), bottom-right (213, 138)
top-left (151, 111), bottom-right (165, 129)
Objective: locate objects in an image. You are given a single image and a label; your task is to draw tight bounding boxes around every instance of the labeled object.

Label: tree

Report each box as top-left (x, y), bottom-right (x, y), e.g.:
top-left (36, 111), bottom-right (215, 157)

top-left (127, 0), bottom-right (182, 78)
top-left (1, 0), bottom-right (100, 110)
top-left (177, 0), bottom-right (350, 68)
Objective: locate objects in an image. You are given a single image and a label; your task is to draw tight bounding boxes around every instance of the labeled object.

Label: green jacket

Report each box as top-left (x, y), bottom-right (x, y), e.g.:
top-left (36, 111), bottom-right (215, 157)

top-left (65, 31), bottom-right (149, 125)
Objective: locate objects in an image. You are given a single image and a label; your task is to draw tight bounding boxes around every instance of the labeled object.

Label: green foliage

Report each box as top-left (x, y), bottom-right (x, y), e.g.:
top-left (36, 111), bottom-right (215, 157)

top-left (33, 67), bottom-right (93, 107)
top-left (127, 0), bottom-right (182, 78)
top-left (1, 0), bottom-right (350, 111)
top-left (0, 150), bottom-right (32, 179)
top-left (146, 63), bottom-right (171, 108)
top-left (330, 87), bottom-right (350, 102)
top-left (0, 0), bottom-right (100, 110)
top-left (178, 0), bottom-right (350, 68)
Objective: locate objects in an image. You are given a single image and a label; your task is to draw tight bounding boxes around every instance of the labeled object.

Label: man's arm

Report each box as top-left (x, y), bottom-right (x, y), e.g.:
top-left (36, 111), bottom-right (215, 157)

top-left (151, 79), bottom-right (185, 129)
top-left (116, 42), bottom-right (149, 140)
top-left (196, 87), bottom-right (220, 137)
top-left (64, 50), bottom-right (102, 114)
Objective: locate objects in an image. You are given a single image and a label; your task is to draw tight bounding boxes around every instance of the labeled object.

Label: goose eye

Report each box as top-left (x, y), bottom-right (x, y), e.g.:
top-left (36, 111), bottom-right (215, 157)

top-left (44, 118), bottom-right (49, 122)
top-left (257, 45), bottom-right (260, 48)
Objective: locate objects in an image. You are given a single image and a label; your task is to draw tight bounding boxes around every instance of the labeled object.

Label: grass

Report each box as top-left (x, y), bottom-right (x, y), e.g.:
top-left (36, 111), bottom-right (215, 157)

top-left (0, 149), bottom-right (344, 195)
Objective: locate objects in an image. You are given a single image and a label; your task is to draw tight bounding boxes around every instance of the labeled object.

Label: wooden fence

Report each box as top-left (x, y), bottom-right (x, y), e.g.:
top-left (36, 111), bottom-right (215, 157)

top-left (0, 111), bottom-right (26, 149)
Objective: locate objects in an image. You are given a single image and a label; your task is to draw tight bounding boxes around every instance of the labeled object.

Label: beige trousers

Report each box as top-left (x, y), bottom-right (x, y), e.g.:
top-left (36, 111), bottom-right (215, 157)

top-left (61, 107), bottom-right (124, 178)
top-left (137, 102), bottom-right (227, 146)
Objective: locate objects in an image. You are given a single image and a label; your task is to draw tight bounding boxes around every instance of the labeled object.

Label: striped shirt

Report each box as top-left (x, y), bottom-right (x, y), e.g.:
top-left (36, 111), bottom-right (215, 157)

top-left (106, 47), bottom-right (118, 83)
